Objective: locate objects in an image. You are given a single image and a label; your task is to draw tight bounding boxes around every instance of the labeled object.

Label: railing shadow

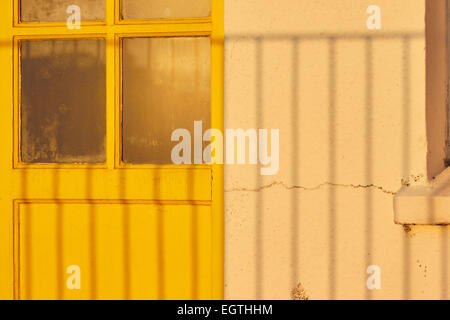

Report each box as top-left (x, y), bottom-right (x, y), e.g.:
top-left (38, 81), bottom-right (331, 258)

top-left (225, 31), bottom-right (426, 299)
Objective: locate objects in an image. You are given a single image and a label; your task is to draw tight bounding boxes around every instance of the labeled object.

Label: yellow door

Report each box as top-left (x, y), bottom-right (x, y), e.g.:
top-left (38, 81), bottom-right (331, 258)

top-left (0, 0), bottom-right (224, 300)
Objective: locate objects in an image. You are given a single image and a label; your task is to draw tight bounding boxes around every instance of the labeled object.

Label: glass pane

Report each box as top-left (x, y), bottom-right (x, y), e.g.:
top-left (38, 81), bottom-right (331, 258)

top-left (21, 0), bottom-right (105, 22)
top-left (21, 39), bottom-right (106, 163)
top-left (121, 0), bottom-right (210, 20)
top-left (122, 37), bottom-right (211, 164)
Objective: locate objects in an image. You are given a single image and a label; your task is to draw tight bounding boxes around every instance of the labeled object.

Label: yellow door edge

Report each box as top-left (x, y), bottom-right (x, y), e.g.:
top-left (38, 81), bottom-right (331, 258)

top-left (211, 0), bottom-right (225, 300)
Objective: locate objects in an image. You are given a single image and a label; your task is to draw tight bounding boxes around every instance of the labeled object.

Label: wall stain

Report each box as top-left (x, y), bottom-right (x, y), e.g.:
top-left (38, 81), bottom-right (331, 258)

top-left (416, 260), bottom-right (428, 278)
top-left (401, 174), bottom-right (424, 187)
top-left (403, 225), bottom-right (417, 238)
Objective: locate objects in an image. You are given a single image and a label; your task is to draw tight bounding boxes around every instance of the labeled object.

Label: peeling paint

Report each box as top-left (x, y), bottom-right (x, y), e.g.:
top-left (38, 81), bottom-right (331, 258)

top-left (292, 283), bottom-right (309, 300)
top-left (403, 225), bottom-right (418, 238)
top-left (403, 225), bottom-right (412, 233)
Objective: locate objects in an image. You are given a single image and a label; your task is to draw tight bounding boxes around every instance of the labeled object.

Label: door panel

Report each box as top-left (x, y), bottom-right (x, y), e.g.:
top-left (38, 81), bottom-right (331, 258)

top-left (17, 202), bottom-right (212, 299)
top-left (11, 169), bottom-right (212, 201)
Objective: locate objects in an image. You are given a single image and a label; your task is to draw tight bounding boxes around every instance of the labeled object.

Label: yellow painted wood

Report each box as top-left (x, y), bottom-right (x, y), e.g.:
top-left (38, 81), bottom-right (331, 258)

top-left (0, 0), bottom-right (15, 301)
top-left (17, 202), bottom-right (212, 299)
top-left (0, 0), bottom-right (224, 300)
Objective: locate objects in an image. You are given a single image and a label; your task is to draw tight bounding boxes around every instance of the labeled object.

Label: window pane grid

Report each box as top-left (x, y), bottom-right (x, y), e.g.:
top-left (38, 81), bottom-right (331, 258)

top-left (14, 1), bottom-right (213, 167)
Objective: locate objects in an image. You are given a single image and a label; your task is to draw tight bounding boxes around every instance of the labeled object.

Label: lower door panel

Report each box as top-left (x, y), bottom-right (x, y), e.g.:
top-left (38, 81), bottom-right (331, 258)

top-left (15, 201), bottom-right (212, 300)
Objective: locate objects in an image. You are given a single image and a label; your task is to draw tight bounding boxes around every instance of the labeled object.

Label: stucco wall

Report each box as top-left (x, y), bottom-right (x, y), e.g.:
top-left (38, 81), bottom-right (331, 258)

top-left (224, 0), bottom-right (450, 299)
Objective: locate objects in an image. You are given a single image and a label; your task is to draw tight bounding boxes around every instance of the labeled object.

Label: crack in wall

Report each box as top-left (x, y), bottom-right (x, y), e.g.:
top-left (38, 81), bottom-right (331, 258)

top-left (225, 181), bottom-right (396, 195)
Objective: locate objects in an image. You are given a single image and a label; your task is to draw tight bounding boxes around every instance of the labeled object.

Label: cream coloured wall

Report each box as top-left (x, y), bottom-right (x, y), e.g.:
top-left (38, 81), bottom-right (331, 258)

top-left (224, 0), bottom-right (450, 299)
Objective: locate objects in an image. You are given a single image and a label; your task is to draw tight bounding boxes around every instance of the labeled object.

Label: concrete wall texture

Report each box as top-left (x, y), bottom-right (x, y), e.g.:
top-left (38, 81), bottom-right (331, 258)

top-left (223, 0), bottom-right (450, 299)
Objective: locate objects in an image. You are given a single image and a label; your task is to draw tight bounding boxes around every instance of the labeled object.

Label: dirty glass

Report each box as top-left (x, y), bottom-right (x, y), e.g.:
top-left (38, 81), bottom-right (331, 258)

top-left (122, 37), bottom-right (211, 164)
top-left (121, 0), bottom-right (211, 20)
top-left (21, 0), bottom-right (105, 22)
top-left (21, 39), bottom-right (106, 163)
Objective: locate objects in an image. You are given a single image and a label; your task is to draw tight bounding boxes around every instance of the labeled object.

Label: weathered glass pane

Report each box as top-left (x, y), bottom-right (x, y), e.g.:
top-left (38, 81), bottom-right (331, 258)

top-left (21, 0), bottom-right (105, 22)
top-left (21, 39), bottom-right (106, 163)
top-left (122, 37), bottom-right (211, 164)
top-left (122, 0), bottom-right (210, 20)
